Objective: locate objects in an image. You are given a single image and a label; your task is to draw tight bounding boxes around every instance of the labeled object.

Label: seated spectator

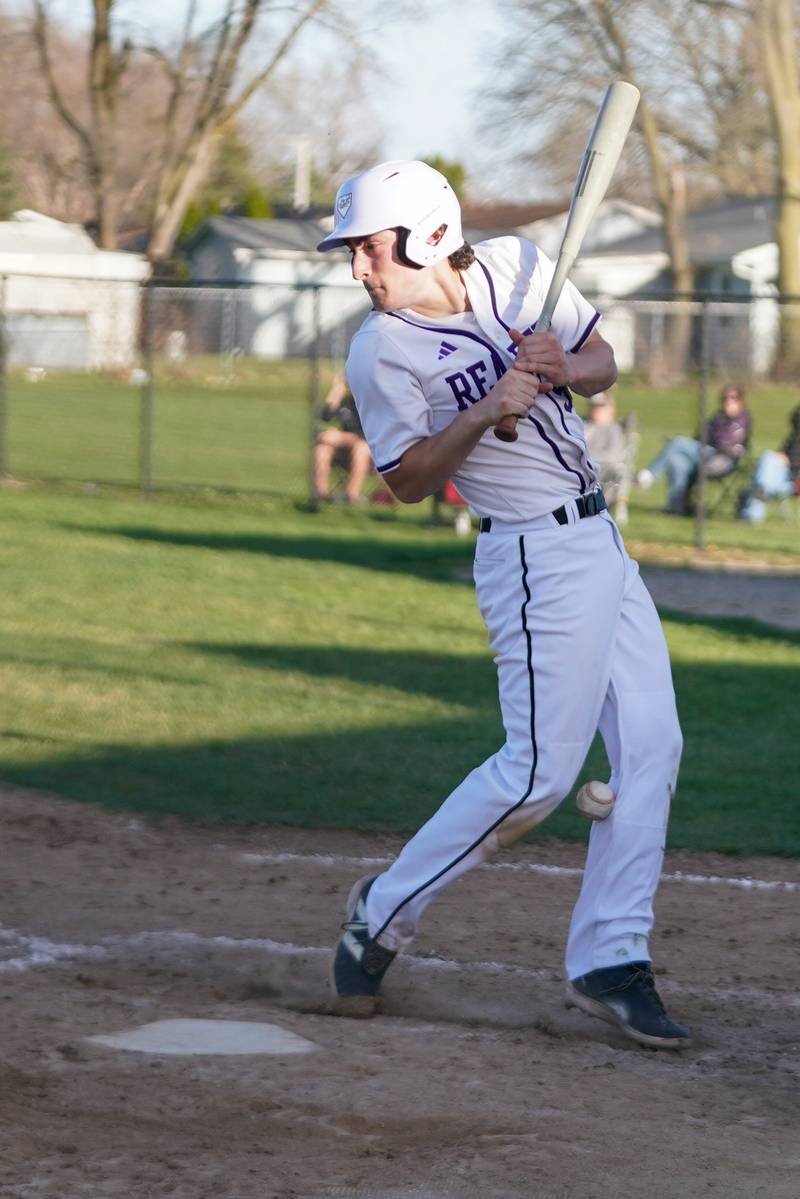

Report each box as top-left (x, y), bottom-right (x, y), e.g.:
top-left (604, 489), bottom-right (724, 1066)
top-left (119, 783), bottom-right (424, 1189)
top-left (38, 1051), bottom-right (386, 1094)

top-left (738, 404), bottom-right (800, 523)
top-left (583, 391), bottom-right (635, 525)
top-left (313, 372), bottom-right (373, 505)
top-left (637, 384), bottom-right (751, 515)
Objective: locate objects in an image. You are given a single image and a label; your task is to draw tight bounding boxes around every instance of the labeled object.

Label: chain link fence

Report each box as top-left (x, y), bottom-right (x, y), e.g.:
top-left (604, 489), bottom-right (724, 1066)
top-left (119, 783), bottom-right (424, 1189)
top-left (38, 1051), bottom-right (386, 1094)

top-left (0, 272), bottom-right (797, 536)
top-left (0, 273), bottom-right (371, 502)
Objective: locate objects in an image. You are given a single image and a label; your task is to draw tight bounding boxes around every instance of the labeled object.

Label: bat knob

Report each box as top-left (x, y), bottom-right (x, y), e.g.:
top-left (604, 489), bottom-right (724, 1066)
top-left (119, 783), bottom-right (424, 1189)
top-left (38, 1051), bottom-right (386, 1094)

top-left (494, 416), bottom-right (519, 443)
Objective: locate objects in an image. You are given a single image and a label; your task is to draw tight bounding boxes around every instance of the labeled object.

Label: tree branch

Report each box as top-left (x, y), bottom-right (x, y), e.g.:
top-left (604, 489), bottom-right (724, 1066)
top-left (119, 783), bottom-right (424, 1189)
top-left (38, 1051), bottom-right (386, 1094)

top-left (31, 0), bottom-right (93, 158)
top-left (221, 0), bottom-right (329, 121)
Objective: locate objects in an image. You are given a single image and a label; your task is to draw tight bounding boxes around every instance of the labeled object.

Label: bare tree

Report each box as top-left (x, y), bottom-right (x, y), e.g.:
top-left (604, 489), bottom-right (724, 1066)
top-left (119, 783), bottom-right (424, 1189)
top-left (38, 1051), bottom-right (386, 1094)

top-left (487, 0), bottom-right (771, 379)
top-left (31, 0), bottom-right (337, 261)
top-left (0, 12), bottom-right (91, 224)
top-left (242, 55), bottom-right (385, 201)
top-left (695, 0), bottom-right (800, 372)
top-left (33, 0), bottom-right (133, 248)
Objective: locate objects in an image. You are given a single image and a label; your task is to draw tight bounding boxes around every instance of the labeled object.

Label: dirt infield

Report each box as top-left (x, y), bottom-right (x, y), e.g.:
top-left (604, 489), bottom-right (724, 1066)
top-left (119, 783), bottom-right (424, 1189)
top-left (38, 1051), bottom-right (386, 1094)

top-left (1, 784), bottom-right (799, 1199)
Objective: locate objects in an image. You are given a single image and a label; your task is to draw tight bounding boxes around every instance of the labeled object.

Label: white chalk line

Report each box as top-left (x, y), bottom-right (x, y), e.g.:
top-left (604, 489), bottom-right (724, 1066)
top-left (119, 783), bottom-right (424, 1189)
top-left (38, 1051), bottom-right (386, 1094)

top-left (238, 851), bottom-right (800, 894)
top-left (1, 924), bottom-right (798, 1010)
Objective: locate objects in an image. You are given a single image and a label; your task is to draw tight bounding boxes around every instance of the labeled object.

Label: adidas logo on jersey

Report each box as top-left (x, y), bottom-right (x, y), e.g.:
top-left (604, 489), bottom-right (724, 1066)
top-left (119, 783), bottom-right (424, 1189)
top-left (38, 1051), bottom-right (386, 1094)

top-left (438, 341), bottom-right (458, 360)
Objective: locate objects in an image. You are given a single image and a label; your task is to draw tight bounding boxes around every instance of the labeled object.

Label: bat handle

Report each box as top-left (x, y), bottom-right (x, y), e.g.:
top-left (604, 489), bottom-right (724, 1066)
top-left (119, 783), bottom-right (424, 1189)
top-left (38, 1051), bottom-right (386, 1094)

top-left (494, 415), bottom-right (519, 442)
top-left (492, 312), bottom-right (553, 443)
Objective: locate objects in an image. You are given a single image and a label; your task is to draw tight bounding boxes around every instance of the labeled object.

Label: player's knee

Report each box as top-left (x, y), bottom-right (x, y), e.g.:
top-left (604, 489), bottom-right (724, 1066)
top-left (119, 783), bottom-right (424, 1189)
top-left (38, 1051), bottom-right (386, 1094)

top-left (495, 738), bottom-right (583, 809)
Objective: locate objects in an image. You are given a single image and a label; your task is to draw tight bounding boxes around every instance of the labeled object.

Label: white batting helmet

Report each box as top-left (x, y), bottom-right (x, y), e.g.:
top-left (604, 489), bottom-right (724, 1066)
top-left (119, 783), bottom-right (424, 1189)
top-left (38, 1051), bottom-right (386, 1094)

top-left (317, 160), bottom-right (464, 268)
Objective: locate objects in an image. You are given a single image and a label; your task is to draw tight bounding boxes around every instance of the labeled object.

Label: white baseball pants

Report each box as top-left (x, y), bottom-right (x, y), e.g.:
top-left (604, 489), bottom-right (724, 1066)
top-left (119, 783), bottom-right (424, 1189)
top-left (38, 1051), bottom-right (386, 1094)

top-left (365, 507), bottom-right (682, 981)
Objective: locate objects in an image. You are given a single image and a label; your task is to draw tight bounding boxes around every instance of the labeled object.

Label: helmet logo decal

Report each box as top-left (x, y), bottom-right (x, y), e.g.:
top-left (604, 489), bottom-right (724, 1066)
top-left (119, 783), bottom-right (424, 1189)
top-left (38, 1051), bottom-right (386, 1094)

top-left (336, 192), bottom-right (352, 222)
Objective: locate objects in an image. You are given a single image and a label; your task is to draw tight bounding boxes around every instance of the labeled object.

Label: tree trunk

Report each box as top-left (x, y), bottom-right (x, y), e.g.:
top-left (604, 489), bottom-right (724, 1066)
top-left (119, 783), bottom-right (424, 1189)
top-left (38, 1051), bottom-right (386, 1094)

top-left (147, 131), bottom-right (220, 266)
top-left (90, 0), bottom-right (119, 248)
top-left (761, 0), bottom-right (800, 375)
top-left (637, 97), bottom-right (694, 383)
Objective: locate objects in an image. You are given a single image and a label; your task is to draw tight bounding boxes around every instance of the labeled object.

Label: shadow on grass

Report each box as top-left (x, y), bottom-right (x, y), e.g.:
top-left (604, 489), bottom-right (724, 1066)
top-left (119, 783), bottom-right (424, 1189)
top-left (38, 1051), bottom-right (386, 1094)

top-left (659, 605), bottom-right (800, 645)
top-left (2, 643), bottom-right (799, 854)
top-left (184, 642), bottom-right (496, 706)
top-left (57, 524), bottom-right (475, 584)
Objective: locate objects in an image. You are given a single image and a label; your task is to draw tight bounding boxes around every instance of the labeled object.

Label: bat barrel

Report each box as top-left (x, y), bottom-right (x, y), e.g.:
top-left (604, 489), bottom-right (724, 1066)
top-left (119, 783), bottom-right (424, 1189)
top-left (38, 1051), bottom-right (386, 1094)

top-left (493, 80), bottom-right (639, 444)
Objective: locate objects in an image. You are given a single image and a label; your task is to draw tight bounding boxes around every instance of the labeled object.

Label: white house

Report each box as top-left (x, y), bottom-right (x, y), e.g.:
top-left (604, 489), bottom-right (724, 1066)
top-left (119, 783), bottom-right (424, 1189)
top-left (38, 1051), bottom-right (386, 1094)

top-left (181, 197), bottom-right (788, 373)
top-left (0, 210), bottom-right (150, 370)
top-left (184, 215), bottom-right (369, 359)
top-left (524, 196), bottom-right (784, 372)
top-left (181, 203), bottom-right (566, 359)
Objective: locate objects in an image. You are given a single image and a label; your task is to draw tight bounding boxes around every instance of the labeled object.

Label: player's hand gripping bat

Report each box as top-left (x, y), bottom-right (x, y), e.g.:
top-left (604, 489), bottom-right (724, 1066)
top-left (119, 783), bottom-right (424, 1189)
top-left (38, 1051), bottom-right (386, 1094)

top-left (494, 80), bottom-right (640, 443)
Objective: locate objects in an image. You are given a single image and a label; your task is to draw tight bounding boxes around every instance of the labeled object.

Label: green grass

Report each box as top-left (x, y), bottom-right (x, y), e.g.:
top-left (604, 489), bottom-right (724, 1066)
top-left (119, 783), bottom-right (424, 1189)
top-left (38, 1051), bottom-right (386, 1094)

top-left (4, 357), bottom-right (319, 497)
top-left (1, 487), bottom-right (799, 855)
top-left (5, 362), bottom-right (800, 553)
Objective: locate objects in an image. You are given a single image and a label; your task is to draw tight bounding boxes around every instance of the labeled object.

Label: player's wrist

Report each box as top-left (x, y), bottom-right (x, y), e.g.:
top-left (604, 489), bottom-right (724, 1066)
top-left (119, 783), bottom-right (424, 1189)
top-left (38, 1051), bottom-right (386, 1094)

top-left (465, 399), bottom-right (497, 433)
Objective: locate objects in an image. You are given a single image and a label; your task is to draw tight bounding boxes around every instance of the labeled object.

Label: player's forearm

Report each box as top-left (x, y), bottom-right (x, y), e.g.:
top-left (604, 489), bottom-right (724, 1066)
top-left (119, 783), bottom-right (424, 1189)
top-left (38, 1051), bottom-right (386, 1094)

top-left (384, 407), bottom-right (489, 504)
top-left (566, 339), bottom-right (617, 398)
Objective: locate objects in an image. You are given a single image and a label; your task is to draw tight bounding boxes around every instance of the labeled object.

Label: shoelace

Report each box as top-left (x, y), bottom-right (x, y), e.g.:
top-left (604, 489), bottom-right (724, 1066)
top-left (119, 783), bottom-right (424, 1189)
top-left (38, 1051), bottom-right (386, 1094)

top-left (628, 965), bottom-right (668, 1015)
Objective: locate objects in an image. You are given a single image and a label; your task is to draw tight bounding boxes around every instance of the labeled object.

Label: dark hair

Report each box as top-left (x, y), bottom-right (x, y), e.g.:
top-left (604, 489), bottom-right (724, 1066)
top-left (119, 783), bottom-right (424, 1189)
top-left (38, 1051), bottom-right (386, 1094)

top-left (449, 242), bottom-right (476, 271)
top-left (721, 384), bottom-right (745, 403)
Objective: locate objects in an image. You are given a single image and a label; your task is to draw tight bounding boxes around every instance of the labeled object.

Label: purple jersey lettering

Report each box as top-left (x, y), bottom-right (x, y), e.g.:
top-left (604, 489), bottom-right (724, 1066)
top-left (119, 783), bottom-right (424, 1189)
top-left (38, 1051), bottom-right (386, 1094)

top-left (445, 371), bottom-right (475, 411)
top-left (466, 360), bottom-right (490, 398)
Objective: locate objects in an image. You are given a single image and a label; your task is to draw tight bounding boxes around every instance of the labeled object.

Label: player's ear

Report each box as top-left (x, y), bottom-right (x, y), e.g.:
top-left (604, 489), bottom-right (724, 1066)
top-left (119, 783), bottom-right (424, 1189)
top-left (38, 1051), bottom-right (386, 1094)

top-left (426, 223), bottom-right (447, 246)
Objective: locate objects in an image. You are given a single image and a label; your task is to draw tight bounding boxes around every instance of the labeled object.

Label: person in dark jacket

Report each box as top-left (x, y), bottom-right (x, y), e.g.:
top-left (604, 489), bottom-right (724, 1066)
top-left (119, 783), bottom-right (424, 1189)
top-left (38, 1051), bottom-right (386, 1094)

top-left (637, 385), bottom-right (751, 514)
top-left (738, 404), bottom-right (800, 523)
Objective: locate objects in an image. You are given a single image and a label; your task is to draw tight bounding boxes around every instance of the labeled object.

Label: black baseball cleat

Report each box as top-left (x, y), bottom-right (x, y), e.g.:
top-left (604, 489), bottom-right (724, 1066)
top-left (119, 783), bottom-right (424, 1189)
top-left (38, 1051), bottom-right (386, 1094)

top-left (329, 876), bottom-right (396, 1016)
top-left (565, 961), bottom-right (692, 1050)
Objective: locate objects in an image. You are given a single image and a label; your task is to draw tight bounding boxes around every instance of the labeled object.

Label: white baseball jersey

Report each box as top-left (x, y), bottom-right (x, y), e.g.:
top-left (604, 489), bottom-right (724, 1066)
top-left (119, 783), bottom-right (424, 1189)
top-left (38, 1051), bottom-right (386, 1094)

top-left (345, 236), bottom-right (601, 520)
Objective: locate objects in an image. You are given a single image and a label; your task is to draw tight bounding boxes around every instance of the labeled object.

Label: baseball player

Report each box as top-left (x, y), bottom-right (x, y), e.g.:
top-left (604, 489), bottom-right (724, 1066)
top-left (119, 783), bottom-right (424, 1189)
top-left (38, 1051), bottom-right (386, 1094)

top-left (317, 160), bottom-right (689, 1050)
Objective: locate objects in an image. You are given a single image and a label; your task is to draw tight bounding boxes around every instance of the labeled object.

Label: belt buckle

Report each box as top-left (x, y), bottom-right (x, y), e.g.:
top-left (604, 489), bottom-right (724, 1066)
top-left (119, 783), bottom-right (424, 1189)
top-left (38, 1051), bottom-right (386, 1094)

top-left (584, 492), bottom-right (599, 516)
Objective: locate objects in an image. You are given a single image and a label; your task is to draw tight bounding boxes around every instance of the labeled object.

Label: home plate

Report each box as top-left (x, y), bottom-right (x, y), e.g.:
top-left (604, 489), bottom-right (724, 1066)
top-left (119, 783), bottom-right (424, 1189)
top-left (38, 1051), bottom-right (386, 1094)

top-left (87, 1019), bottom-right (316, 1056)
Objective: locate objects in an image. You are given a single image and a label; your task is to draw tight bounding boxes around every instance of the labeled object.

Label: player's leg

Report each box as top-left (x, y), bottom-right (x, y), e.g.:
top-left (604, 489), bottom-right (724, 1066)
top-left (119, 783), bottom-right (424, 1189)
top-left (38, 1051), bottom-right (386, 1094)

top-left (563, 571), bottom-right (689, 1047)
top-left (358, 516), bottom-right (625, 950)
top-left (565, 571), bottom-right (680, 975)
top-left (331, 515), bottom-right (626, 1009)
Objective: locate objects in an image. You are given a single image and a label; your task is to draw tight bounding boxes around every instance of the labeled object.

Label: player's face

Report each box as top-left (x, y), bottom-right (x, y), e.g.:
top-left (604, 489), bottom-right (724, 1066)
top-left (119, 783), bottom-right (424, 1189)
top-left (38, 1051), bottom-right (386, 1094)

top-left (348, 229), bottom-right (419, 311)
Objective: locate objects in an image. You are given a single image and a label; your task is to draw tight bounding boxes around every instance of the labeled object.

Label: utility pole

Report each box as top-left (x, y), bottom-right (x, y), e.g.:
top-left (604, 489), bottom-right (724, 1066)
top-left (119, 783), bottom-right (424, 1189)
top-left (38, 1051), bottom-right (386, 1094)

top-left (293, 137), bottom-right (312, 213)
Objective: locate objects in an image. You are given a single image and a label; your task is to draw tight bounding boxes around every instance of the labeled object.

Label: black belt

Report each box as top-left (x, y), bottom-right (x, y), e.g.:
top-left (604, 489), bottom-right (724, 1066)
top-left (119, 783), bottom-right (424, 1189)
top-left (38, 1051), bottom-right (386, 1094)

top-left (479, 489), bottom-right (606, 533)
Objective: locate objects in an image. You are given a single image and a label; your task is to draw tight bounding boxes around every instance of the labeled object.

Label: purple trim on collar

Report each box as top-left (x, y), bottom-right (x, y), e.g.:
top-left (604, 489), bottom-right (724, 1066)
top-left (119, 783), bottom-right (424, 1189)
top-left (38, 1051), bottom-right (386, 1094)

top-left (387, 310), bottom-right (506, 378)
top-left (571, 310), bottom-right (600, 353)
top-left (476, 259), bottom-right (510, 332)
top-left (376, 454), bottom-right (404, 474)
top-left (478, 257), bottom-right (600, 358)
top-left (477, 257), bottom-right (600, 399)
top-left (528, 413), bottom-right (587, 492)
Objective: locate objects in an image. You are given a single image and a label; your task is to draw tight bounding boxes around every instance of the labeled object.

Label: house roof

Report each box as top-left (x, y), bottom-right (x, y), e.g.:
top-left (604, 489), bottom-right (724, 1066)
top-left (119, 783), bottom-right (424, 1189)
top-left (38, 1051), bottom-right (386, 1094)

top-left (186, 215), bottom-right (331, 255)
top-left (0, 210), bottom-right (99, 256)
top-left (591, 196), bottom-right (777, 264)
top-left (0, 209), bottom-right (149, 280)
top-left (185, 204), bottom-right (568, 258)
top-left (460, 200), bottom-right (568, 238)
top-left (183, 195), bottom-right (779, 272)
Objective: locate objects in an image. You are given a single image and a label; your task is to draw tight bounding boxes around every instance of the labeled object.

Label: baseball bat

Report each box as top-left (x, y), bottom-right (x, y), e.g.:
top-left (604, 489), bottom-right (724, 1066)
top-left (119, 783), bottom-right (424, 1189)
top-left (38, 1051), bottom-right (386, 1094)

top-left (494, 80), bottom-right (640, 443)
